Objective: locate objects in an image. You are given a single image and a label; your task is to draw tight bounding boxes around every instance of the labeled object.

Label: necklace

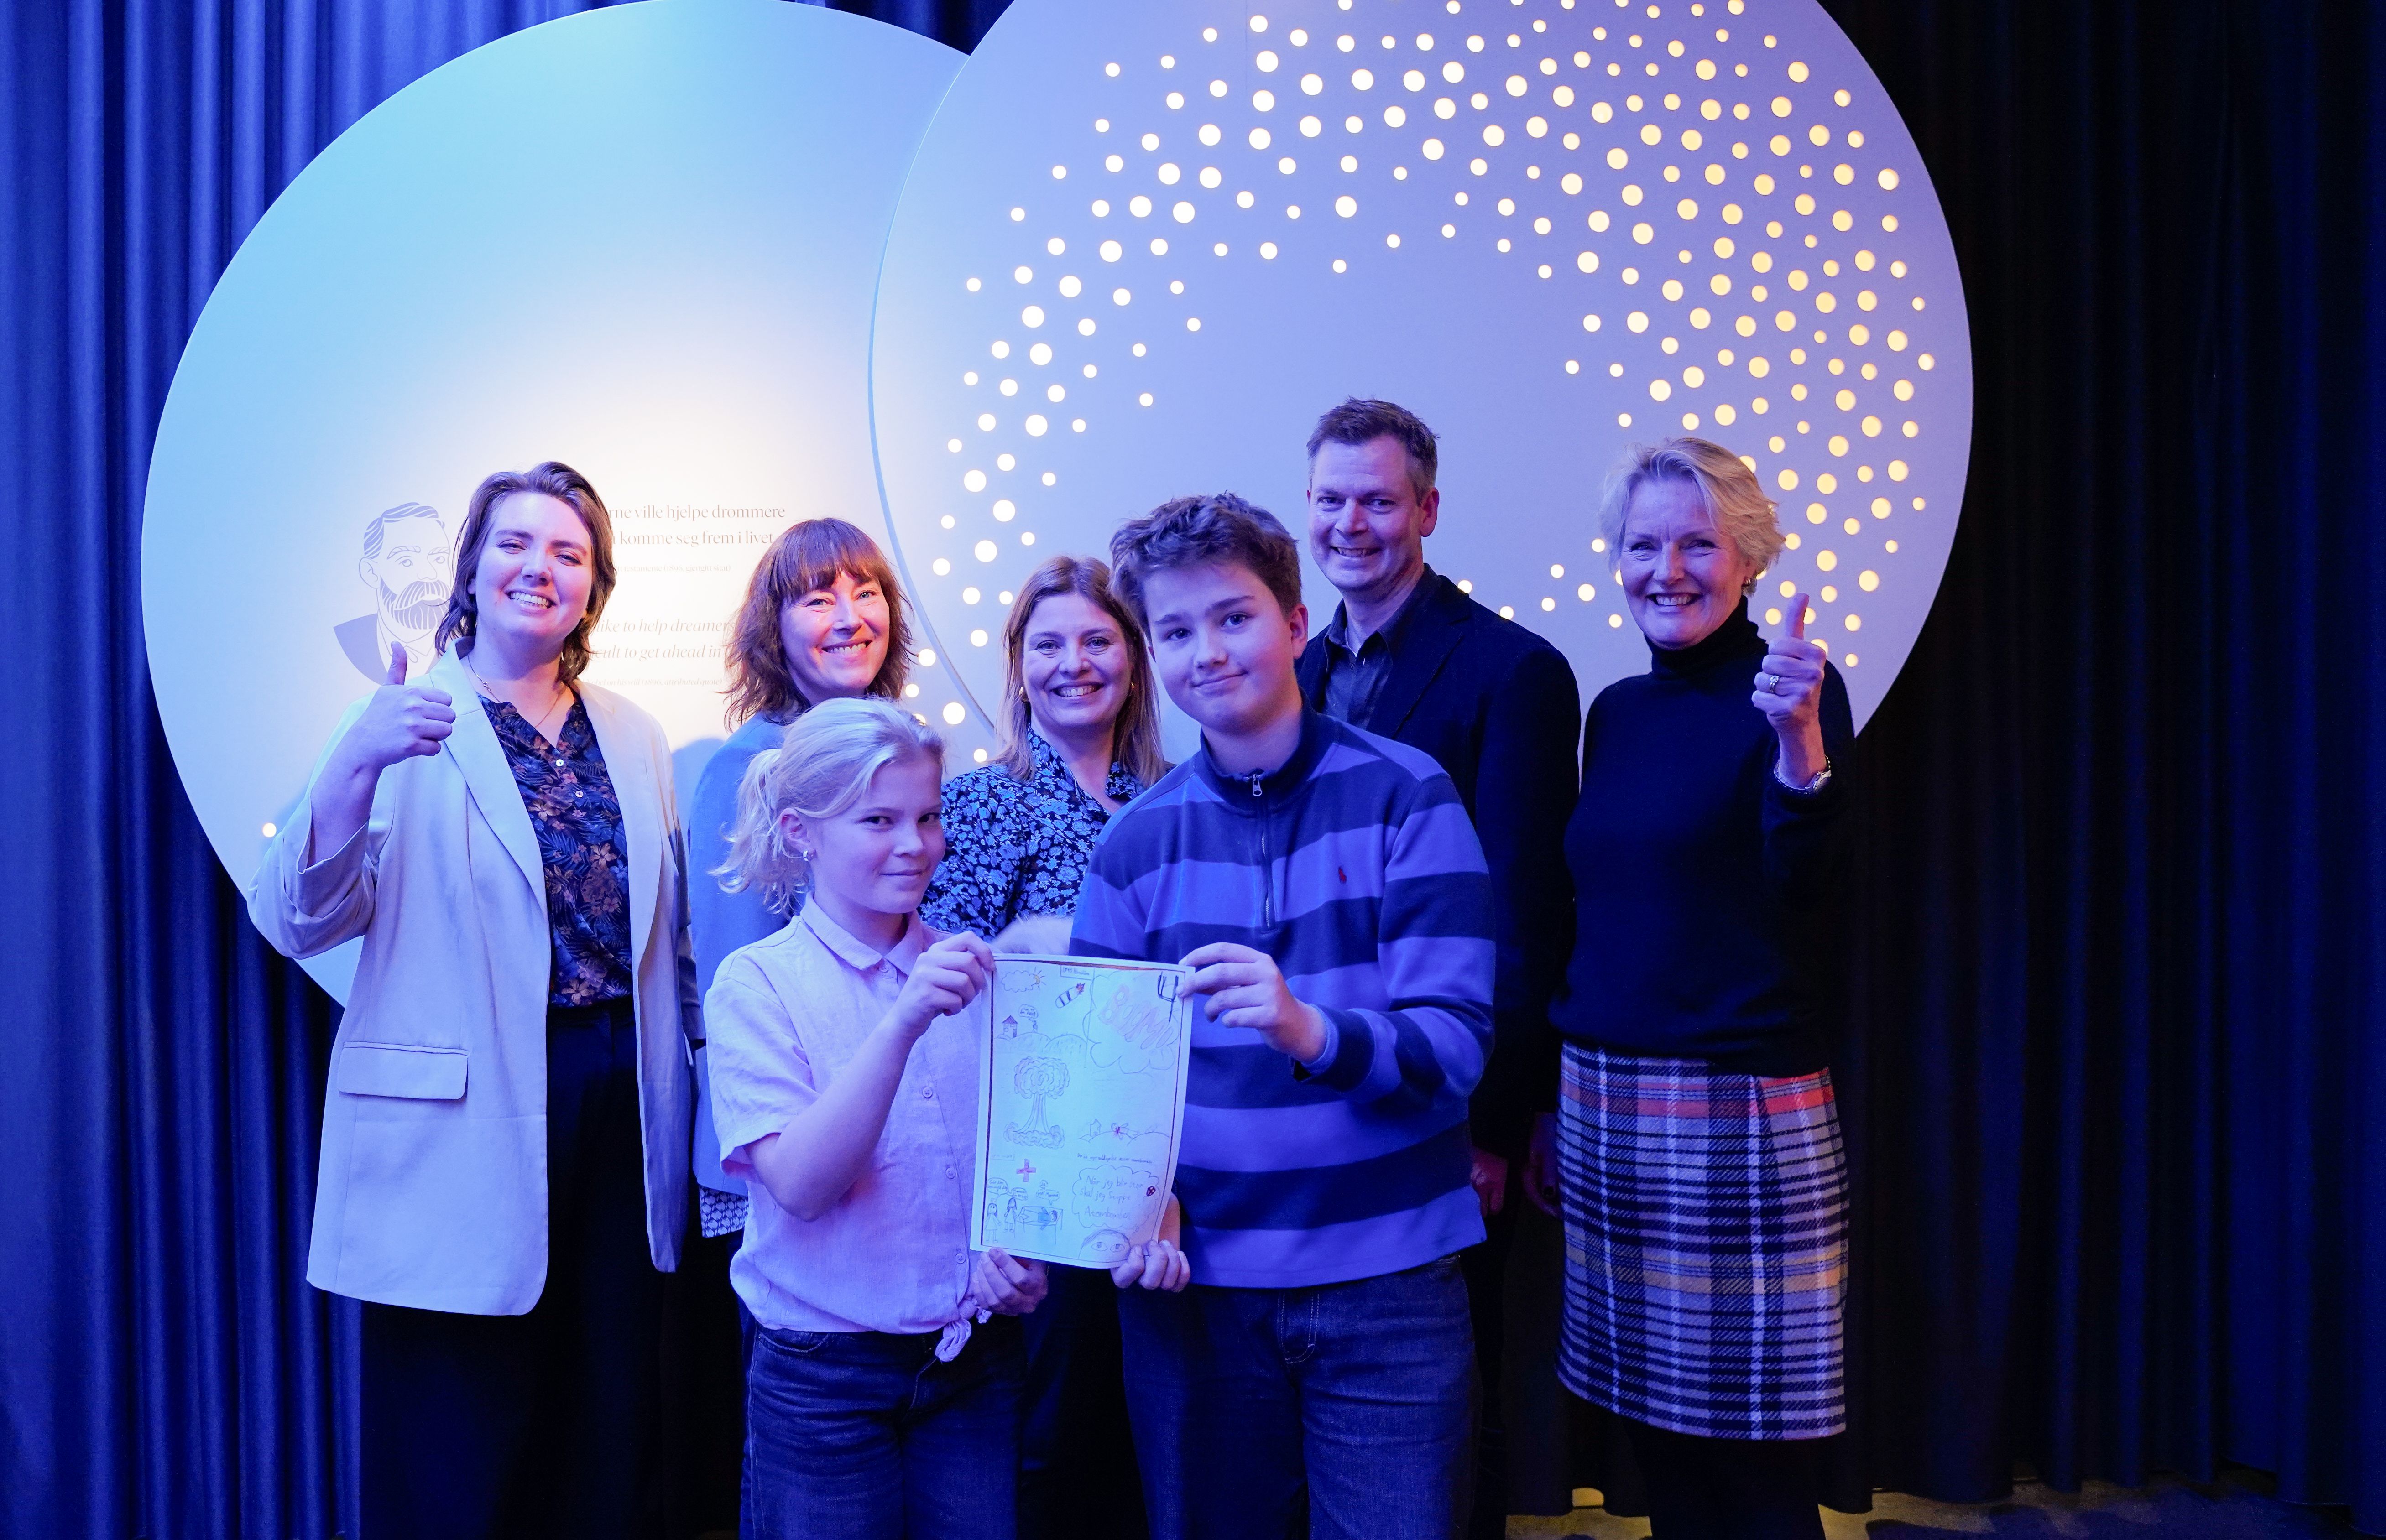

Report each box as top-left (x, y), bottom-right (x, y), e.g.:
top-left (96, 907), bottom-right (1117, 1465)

top-left (468, 660), bottom-right (572, 744)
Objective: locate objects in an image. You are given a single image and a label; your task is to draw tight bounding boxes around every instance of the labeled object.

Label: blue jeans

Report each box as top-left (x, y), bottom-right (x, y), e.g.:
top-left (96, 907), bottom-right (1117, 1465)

top-left (1118, 1257), bottom-right (1477, 1540)
top-left (741, 1316), bottom-right (1024, 1540)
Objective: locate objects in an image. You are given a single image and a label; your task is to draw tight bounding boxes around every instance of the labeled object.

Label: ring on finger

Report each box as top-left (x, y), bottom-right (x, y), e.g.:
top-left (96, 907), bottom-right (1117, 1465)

top-left (1758, 671), bottom-right (1778, 692)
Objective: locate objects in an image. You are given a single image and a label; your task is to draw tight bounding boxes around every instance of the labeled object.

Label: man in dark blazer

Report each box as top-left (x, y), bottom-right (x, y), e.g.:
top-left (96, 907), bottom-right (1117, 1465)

top-left (1296, 397), bottom-right (1580, 1540)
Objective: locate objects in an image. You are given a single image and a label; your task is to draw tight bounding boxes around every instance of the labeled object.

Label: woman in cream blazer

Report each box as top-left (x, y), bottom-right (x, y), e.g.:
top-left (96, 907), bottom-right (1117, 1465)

top-left (252, 463), bottom-right (694, 1539)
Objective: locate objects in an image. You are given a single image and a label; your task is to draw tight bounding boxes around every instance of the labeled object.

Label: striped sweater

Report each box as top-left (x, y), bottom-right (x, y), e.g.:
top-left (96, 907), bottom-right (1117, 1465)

top-left (1070, 708), bottom-right (1496, 1289)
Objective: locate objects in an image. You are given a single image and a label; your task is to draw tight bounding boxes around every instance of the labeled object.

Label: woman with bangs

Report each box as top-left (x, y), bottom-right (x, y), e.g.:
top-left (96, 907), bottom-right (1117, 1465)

top-left (689, 520), bottom-right (914, 1243)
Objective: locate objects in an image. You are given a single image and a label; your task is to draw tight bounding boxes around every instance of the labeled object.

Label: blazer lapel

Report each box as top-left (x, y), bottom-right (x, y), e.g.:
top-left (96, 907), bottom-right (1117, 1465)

top-left (433, 645), bottom-right (544, 903)
top-left (1366, 578), bottom-right (1467, 738)
top-left (582, 687), bottom-right (661, 971)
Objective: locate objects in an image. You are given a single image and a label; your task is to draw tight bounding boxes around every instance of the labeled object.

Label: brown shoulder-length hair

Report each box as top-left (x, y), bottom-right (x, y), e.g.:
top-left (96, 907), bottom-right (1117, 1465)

top-left (997, 556), bottom-right (1167, 787)
top-left (433, 462), bottom-right (617, 684)
top-left (724, 518), bottom-right (913, 725)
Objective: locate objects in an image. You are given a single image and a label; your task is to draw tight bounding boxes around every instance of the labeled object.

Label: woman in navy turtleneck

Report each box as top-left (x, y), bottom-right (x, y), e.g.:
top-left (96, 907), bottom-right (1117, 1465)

top-left (1526, 437), bottom-right (1855, 1540)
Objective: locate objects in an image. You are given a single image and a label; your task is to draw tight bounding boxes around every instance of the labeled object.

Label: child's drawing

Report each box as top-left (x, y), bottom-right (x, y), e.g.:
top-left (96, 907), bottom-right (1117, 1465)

top-left (971, 955), bottom-right (1195, 1267)
top-left (1004, 1054), bottom-right (1070, 1149)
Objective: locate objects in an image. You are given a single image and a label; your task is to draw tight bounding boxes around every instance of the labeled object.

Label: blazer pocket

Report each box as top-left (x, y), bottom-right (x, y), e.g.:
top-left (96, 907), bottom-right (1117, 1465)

top-left (336, 1042), bottom-right (468, 1100)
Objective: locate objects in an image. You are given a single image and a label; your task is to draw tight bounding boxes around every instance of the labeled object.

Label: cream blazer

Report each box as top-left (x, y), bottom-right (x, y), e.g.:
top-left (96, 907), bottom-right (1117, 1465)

top-left (250, 645), bottom-right (696, 1314)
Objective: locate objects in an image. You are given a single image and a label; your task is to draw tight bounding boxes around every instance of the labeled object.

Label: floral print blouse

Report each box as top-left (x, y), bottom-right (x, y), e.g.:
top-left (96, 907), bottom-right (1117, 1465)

top-left (920, 729), bottom-right (1151, 940)
top-left (485, 695), bottom-right (634, 1006)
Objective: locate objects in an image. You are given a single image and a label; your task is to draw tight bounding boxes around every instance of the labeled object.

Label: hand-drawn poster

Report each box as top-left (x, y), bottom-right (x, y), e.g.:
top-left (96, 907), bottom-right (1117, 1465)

top-left (970, 954), bottom-right (1194, 1269)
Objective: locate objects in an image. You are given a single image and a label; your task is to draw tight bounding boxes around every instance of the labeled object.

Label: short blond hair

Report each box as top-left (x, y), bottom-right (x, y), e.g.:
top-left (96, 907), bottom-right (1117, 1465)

top-left (1597, 437), bottom-right (1785, 595)
top-left (712, 698), bottom-right (944, 912)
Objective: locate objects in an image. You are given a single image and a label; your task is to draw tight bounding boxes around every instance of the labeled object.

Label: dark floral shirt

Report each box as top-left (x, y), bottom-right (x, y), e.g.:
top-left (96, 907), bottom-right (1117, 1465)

top-left (486, 695), bottom-right (634, 1006)
top-left (920, 730), bottom-right (1150, 940)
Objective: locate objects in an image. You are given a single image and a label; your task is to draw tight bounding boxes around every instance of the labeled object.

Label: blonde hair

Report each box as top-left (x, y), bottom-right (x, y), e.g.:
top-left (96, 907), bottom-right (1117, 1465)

top-left (712, 698), bottom-right (945, 913)
top-left (994, 556), bottom-right (1168, 787)
top-left (1597, 437), bottom-right (1786, 595)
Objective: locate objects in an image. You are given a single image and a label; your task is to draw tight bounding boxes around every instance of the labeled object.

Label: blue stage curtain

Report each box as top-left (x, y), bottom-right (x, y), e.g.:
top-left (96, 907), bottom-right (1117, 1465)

top-left (1822, 0), bottom-right (2386, 1527)
top-left (1, 2), bottom-right (2381, 1539)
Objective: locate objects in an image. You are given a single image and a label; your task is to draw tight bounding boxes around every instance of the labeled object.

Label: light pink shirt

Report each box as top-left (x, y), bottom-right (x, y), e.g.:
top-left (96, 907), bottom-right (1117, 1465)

top-left (706, 904), bottom-right (985, 1334)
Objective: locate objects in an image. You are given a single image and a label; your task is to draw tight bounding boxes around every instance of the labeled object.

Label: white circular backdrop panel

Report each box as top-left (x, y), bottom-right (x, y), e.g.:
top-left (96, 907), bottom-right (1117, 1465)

top-left (143, 0), bottom-right (963, 1001)
top-left (871, 0), bottom-right (1969, 755)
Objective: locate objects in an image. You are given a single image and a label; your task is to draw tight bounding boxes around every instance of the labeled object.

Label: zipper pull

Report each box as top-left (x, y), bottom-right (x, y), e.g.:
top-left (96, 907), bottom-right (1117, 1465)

top-left (1248, 770), bottom-right (1265, 798)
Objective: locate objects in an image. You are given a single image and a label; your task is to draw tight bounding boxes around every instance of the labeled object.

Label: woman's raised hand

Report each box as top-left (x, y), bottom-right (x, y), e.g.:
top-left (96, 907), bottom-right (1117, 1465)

top-left (1752, 593), bottom-right (1826, 731)
top-left (339, 644), bottom-right (456, 773)
top-left (891, 932), bottom-right (994, 1035)
top-left (1752, 594), bottom-right (1830, 784)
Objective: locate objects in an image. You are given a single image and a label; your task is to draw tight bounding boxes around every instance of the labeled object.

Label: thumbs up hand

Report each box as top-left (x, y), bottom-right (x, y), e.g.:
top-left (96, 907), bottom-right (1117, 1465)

top-left (335, 642), bottom-right (457, 774)
top-left (1753, 593), bottom-right (1830, 784)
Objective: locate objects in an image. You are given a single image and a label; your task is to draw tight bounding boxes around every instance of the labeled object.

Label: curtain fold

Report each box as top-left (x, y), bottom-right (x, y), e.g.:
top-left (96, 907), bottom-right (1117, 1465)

top-left (1, 0), bottom-right (2380, 1536)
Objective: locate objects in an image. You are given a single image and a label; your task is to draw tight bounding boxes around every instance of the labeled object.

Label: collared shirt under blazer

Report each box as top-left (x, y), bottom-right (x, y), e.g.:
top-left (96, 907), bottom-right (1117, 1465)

top-left (250, 644), bottom-right (698, 1315)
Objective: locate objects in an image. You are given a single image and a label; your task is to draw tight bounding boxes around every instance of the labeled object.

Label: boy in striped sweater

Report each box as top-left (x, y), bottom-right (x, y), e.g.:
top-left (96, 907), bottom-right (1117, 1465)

top-left (1074, 492), bottom-right (1496, 1540)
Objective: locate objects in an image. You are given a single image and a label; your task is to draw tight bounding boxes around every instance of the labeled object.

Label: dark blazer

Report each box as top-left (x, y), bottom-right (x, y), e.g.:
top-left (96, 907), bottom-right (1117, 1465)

top-left (1297, 572), bottom-right (1581, 1157)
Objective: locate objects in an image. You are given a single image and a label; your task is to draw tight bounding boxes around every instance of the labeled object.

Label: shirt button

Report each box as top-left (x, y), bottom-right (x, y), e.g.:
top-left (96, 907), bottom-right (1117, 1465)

top-left (921, 1087), bottom-right (934, 1099)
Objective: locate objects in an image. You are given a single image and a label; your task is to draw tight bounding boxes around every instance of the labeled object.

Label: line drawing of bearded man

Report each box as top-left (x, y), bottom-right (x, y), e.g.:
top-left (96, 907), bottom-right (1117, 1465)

top-left (334, 501), bottom-right (452, 681)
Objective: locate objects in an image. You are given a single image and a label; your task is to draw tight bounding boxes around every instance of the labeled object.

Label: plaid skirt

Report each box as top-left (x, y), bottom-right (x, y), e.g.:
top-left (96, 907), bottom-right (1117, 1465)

top-left (1556, 1042), bottom-right (1848, 1440)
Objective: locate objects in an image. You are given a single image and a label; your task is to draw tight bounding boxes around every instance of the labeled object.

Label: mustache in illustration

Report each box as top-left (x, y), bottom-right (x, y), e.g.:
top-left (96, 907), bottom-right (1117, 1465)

top-left (381, 579), bottom-right (449, 634)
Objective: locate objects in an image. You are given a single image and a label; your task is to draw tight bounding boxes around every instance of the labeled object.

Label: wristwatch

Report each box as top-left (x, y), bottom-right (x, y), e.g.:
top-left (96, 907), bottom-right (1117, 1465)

top-left (1774, 753), bottom-right (1833, 795)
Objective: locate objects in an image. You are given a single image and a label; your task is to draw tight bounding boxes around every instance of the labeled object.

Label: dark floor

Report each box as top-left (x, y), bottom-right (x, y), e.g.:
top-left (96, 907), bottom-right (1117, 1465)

top-left (1512, 1470), bottom-right (2372, 1540)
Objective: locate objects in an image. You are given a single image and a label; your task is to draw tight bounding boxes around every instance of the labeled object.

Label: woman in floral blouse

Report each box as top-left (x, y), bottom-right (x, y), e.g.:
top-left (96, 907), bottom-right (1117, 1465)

top-left (920, 554), bottom-right (1167, 1540)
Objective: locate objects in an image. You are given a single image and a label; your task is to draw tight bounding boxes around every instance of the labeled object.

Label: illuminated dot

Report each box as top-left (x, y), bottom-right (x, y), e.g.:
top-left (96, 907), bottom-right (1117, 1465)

top-left (974, 748), bottom-right (990, 763)
top-left (261, 822), bottom-right (277, 838)
top-left (1025, 416), bottom-right (1049, 436)
top-left (1577, 583), bottom-right (1595, 600)
top-left (1777, 468), bottom-right (1799, 490)
top-left (1139, 392), bottom-right (1155, 406)
top-left (1336, 194), bottom-right (1359, 217)
top-left (1499, 605), bottom-right (1515, 619)
top-left (1765, 607), bottom-right (1783, 625)
top-left (963, 468), bottom-right (987, 492)
top-left (1858, 570), bottom-right (1879, 592)
top-left (1608, 613), bottom-right (1624, 628)
top-left (1333, 258), bottom-right (1348, 272)
top-left (1113, 288), bottom-right (1132, 306)
top-left (992, 499), bottom-right (1017, 521)
top-left (976, 413), bottom-right (997, 431)
top-left (942, 702), bottom-right (968, 726)
top-left (947, 438), bottom-right (963, 453)
top-left (1251, 126), bottom-right (1274, 149)
top-left (1843, 614), bottom-right (1861, 632)
top-left (1261, 242), bottom-right (1280, 259)
top-left (973, 540), bottom-right (998, 561)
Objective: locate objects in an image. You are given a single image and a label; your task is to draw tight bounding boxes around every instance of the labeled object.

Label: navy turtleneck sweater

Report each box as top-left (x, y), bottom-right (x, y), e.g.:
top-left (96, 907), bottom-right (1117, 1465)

top-left (1549, 605), bottom-right (1853, 1074)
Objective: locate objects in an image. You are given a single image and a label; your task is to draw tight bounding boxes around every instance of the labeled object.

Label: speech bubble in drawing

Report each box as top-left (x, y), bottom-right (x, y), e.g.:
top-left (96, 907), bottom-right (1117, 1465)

top-left (1073, 1160), bottom-right (1164, 1231)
